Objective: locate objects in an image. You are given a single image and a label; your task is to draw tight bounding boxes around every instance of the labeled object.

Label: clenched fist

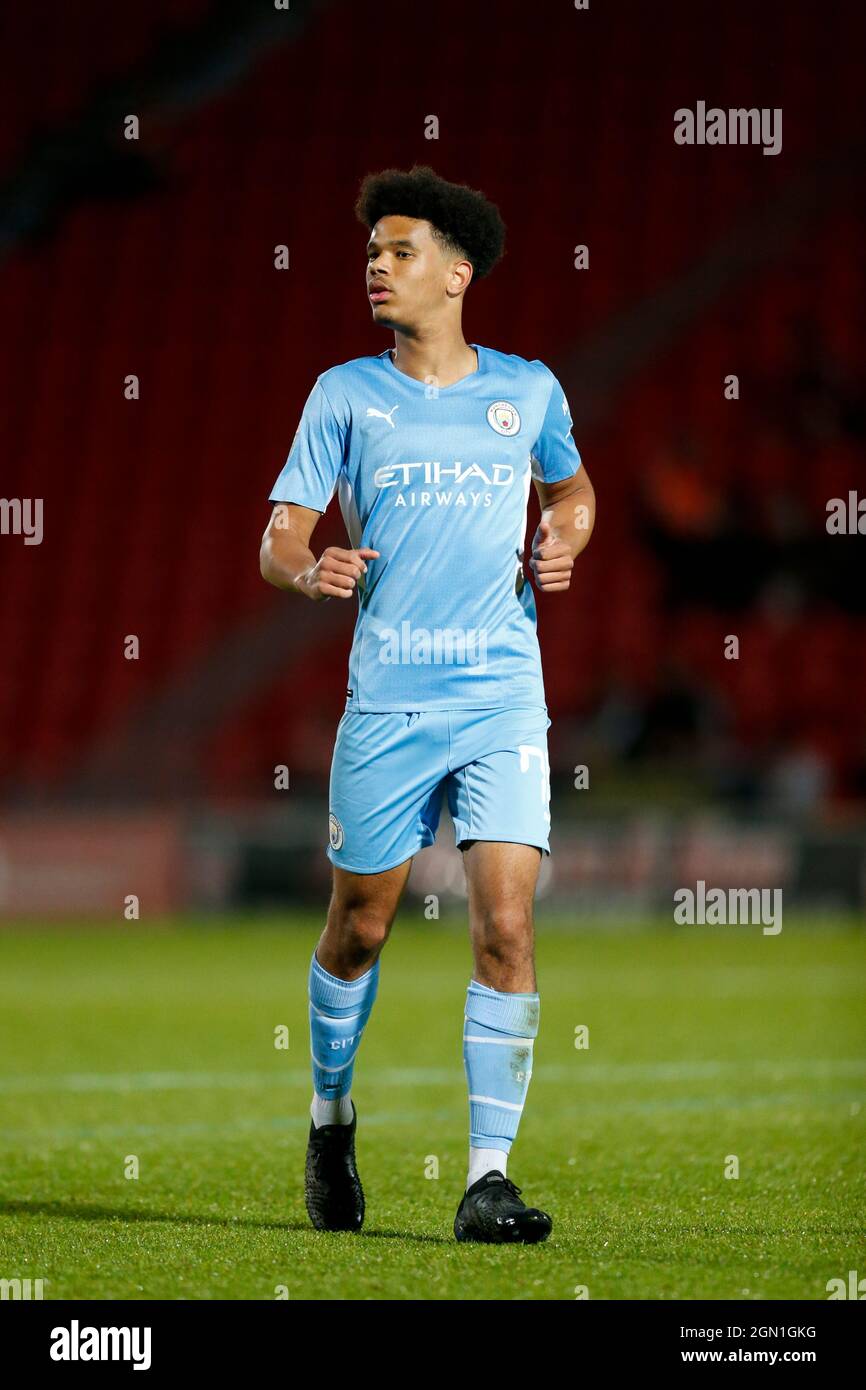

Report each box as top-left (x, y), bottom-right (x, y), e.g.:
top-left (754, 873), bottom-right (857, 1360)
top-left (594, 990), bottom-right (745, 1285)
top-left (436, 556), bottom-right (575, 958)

top-left (528, 517), bottom-right (574, 593)
top-left (299, 546), bottom-right (380, 601)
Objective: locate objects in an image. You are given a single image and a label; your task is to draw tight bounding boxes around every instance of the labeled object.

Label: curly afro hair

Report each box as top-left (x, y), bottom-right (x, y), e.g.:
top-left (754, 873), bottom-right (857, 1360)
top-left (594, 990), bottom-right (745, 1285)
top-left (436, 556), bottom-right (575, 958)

top-left (354, 164), bottom-right (506, 283)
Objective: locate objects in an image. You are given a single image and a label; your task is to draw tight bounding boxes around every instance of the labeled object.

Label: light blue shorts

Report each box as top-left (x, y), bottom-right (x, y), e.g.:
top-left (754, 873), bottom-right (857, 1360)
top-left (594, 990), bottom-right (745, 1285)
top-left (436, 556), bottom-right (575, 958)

top-left (327, 706), bottom-right (552, 875)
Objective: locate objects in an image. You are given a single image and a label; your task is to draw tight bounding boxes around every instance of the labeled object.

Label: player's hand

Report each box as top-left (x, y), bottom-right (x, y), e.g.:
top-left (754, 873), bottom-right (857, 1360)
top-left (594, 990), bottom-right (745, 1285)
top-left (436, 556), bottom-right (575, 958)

top-left (299, 546), bottom-right (380, 601)
top-left (529, 517), bottom-right (574, 593)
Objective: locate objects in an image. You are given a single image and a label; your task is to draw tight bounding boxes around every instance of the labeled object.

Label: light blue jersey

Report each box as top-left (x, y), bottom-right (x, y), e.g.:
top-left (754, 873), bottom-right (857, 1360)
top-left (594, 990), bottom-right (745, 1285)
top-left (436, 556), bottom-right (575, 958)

top-left (268, 343), bottom-right (581, 711)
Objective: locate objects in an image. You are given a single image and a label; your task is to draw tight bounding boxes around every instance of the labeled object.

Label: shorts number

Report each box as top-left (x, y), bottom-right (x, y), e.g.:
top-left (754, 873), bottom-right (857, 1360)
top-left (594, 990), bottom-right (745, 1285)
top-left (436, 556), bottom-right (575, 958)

top-left (518, 744), bottom-right (551, 828)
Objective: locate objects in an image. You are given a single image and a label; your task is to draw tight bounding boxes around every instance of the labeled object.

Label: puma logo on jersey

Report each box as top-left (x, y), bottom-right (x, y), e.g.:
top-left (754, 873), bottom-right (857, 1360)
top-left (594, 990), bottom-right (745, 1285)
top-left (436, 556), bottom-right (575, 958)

top-left (366, 404), bottom-right (399, 428)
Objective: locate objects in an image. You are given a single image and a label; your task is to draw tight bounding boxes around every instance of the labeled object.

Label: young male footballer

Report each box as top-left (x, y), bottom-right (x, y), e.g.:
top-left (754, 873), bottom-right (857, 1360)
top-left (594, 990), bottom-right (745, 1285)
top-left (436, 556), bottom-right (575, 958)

top-left (260, 164), bottom-right (595, 1243)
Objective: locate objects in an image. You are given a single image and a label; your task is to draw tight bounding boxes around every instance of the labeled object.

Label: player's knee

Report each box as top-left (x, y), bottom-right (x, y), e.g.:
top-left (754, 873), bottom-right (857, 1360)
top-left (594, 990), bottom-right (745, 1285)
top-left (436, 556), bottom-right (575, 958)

top-left (329, 901), bottom-right (391, 964)
top-left (475, 904), bottom-right (534, 964)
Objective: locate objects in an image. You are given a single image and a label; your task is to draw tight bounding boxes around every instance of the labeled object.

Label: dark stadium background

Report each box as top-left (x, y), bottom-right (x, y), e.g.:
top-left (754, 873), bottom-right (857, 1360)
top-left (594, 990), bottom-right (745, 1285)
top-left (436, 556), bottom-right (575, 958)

top-left (1, 0), bottom-right (864, 919)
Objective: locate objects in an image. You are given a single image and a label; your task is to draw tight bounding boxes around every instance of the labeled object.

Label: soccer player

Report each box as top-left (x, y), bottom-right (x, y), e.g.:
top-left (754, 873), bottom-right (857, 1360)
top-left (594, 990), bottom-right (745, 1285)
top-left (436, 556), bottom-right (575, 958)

top-left (260, 164), bottom-right (595, 1243)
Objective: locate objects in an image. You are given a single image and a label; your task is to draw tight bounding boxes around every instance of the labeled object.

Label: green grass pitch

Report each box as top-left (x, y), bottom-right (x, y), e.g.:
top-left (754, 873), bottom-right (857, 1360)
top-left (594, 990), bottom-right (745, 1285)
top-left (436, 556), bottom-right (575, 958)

top-left (0, 915), bottom-right (863, 1300)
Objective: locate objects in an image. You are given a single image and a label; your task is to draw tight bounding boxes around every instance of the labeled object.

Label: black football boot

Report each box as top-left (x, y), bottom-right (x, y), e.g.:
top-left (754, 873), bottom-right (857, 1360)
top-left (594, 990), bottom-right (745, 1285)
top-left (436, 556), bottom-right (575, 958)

top-left (304, 1101), bottom-right (364, 1232)
top-left (453, 1170), bottom-right (552, 1244)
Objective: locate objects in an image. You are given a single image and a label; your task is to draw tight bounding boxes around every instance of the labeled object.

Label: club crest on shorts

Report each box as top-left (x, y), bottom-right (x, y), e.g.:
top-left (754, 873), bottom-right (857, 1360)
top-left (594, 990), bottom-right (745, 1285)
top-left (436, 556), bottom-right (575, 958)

top-left (328, 813), bottom-right (344, 851)
top-left (486, 400), bottom-right (521, 436)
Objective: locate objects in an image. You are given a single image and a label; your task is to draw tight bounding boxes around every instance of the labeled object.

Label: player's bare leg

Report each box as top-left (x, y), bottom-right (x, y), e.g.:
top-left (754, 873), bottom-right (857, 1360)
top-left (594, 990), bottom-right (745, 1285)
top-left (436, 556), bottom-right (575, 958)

top-left (453, 839), bottom-right (552, 1243)
top-left (463, 840), bottom-right (540, 992)
top-left (304, 858), bottom-right (412, 1232)
top-left (316, 858), bottom-right (413, 978)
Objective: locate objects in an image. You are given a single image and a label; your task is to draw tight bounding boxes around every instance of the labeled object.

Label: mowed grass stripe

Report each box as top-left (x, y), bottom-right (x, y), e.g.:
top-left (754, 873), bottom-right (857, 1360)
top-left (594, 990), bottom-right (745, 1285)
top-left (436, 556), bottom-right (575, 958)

top-left (0, 1056), bottom-right (864, 1095)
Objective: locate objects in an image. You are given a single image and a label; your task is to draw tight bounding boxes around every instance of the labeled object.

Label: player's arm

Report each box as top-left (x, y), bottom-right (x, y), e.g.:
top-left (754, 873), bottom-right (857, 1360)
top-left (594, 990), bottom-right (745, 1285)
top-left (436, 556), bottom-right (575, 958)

top-left (259, 501), bottom-right (379, 601)
top-left (529, 465), bottom-right (596, 594)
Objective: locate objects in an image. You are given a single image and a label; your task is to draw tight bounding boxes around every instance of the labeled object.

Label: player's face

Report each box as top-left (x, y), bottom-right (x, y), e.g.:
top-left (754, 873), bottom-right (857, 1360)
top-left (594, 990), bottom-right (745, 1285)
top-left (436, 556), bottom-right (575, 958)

top-left (365, 215), bottom-right (453, 331)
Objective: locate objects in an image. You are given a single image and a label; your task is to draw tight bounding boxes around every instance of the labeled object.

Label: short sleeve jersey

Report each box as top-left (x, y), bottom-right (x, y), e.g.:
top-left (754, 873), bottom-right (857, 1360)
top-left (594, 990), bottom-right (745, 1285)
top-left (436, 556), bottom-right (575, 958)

top-left (268, 344), bottom-right (582, 711)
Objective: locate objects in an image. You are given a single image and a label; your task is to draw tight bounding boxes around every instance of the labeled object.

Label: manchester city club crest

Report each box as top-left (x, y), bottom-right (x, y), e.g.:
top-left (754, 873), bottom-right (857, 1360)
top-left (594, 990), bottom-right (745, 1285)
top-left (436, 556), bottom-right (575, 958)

top-left (328, 813), bottom-right (344, 850)
top-left (486, 400), bottom-right (521, 436)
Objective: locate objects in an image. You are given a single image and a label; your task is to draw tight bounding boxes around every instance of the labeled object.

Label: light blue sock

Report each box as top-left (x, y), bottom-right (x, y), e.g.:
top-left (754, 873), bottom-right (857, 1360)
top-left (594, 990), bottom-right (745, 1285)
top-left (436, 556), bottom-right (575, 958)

top-left (309, 951), bottom-right (380, 1106)
top-left (463, 979), bottom-right (540, 1159)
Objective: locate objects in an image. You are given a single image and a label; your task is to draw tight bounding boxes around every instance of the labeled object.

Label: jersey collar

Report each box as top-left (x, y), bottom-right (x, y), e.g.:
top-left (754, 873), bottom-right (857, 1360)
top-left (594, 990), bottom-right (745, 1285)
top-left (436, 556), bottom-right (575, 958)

top-left (380, 343), bottom-right (486, 391)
